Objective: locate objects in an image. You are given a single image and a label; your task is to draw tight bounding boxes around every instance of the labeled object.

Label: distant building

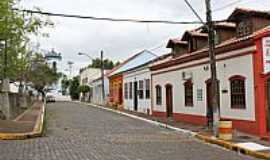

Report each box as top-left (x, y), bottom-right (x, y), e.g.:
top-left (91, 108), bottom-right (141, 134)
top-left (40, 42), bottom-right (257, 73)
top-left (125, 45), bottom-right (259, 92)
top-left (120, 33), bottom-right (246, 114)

top-left (108, 50), bottom-right (157, 110)
top-left (79, 68), bottom-right (101, 102)
top-left (122, 53), bottom-right (171, 115)
top-left (91, 71), bottom-right (110, 105)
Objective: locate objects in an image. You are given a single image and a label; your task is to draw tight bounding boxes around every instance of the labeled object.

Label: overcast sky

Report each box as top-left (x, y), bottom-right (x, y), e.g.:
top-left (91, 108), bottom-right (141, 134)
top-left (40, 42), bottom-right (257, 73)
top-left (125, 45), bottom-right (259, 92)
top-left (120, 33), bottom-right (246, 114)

top-left (20, 0), bottom-right (269, 76)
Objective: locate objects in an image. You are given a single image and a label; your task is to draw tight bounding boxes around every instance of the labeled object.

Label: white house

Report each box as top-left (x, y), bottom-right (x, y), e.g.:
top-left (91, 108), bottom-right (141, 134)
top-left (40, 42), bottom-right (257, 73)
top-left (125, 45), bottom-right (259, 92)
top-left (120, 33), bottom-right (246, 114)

top-left (121, 50), bottom-right (170, 114)
top-left (91, 73), bottom-right (110, 105)
top-left (123, 66), bottom-right (151, 114)
top-left (79, 68), bottom-right (101, 101)
top-left (150, 8), bottom-right (270, 136)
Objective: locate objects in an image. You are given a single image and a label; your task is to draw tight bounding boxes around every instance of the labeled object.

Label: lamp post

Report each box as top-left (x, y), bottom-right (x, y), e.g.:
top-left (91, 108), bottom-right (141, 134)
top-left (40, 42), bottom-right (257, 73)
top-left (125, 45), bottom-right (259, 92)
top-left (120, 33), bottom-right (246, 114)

top-left (78, 51), bottom-right (105, 105)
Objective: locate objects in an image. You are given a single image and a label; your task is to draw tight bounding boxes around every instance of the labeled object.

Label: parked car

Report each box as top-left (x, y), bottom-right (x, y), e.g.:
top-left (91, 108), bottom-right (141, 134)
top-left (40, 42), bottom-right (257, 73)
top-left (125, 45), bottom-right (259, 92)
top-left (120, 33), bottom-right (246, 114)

top-left (46, 95), bottom-right (56, 103)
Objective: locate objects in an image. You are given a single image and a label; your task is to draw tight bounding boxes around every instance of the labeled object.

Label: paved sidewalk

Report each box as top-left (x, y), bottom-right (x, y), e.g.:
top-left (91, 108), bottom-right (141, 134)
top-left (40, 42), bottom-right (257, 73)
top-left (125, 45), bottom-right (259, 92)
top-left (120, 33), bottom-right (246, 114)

top-left (0, 101), bottom-right (44, 138)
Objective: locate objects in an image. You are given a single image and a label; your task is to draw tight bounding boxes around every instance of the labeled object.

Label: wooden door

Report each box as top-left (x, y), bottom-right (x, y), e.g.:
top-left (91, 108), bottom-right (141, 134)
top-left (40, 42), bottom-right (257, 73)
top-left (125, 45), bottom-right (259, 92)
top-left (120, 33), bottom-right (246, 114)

top-left (118, 84), bottom-right (123, 104)
top-left (166, 84), bottom-right (173, 117)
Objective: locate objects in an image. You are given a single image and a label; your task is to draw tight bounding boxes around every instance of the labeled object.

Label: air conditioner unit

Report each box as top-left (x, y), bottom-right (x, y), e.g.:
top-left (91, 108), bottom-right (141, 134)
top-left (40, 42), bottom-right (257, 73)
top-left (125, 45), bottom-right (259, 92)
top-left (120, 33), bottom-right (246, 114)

top-left (182, 72), bottom-right (193, 80)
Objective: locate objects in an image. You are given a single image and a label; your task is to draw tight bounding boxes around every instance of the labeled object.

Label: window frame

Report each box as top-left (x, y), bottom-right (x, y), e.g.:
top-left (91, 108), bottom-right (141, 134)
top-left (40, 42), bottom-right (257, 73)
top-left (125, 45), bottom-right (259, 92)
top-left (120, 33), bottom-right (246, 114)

top-left (138, 80), bottom-right (144, 99)
top-left (229, 75), bottom-right (246, 109)
top-left (184, 80), bottom-right (194, 107)
top-left (237, 20), bottom-right (252, 37)
top-left (155, 85), bottom-right (162, 105)
top-left (145, 79), bottom-right (150, 99)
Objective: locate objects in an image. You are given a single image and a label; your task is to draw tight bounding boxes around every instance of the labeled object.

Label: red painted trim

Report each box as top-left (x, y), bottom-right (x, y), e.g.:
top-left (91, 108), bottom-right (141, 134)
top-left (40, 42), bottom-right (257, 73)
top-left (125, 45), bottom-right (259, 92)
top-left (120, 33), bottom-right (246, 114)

top-left (165, 83), bottom-right (173, 88)
top-left (173, 112), bottom-right (207, 125)
top-left (253, 37), bottom-right (268, 137)
top-left (254, 30), bottom-right (270, 40)
top-left (221, 117), bottom-right (258, 135)
top-left (152, 111), bottom-right (167, 118)
top-left (155, 110), bottom-right (259, 135)
top-left (183, 79), bottom-right (193, 85)
top-left (151, 40), bottom-right (253, 71)
top-left (152, 51), bottom-right (252, 76)
top-left (229, 75), bottom-right (246, 81)
top-left (263, 72), bottom-right (270, 78)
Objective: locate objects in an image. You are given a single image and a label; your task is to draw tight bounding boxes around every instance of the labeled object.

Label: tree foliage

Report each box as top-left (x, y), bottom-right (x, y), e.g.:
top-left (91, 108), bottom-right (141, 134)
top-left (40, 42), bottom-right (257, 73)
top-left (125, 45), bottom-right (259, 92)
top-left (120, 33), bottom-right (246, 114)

top-left (79, 58), bottom-right (120, 73)
top-left (0, 0), bottom-right (53, 82)
top-left (27, 53), bottom-right (61, 95)
top-left (61, 75), bottom-right (70, 95)
top-left (69, 76), bottom-right (80, 100)
top-left (78, 85), bottom-right (90, 93)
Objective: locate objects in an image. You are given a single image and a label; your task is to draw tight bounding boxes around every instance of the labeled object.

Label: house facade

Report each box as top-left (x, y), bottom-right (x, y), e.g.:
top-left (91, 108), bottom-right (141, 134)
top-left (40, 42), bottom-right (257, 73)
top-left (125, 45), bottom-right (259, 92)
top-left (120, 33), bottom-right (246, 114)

top-left (109, 74), bottom-right (123, 108)
top-left (108, 50), bottom-right (157, 110)
top-left (122, 53), bottom-right (172, 114)
top-left (79, 68), bottom-right (101, 102)
top-left (91, 76), bottom-right (110, 106)
top-left (150, 8), bottom-right (270, 137)
top-left (123, 66), bottom-right (152, 114)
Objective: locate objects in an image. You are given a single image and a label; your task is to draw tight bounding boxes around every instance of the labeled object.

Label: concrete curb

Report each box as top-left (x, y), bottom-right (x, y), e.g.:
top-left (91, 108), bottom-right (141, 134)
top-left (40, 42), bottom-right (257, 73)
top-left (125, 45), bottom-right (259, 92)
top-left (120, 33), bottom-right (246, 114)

top-left (0, 102), bottom-right (46, 140)
top-left (80, 102), bottom-right (270, 160)
top-left (196, 134), bottom-right (270, 159)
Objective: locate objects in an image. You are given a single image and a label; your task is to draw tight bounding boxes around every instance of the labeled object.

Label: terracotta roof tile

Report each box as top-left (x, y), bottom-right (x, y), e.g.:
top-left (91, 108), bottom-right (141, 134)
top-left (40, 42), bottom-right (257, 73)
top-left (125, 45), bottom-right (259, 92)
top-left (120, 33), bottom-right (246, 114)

top-left (163, 25), bottom-right (270, 64)
top-left (228, 8), bottom-right (270, 21)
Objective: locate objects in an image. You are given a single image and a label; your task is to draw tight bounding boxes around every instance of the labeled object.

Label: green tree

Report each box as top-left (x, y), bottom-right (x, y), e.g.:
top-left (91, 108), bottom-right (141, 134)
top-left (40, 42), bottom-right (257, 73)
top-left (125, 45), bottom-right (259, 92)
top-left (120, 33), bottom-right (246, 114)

top-left (27, 53), bottom-right (60, 97)
top-left (88, 58), bottom-right (120, 70)
top-left (61, 75), bottom-right (70, 95)
top-left (78, 85), bottom-right (90, 101)
top-left (0, 0), bottom-right (53, 84)
top-left (69, 76), bottom-right (80, 100)
top-left (78, 85), bottom-right (90, 93)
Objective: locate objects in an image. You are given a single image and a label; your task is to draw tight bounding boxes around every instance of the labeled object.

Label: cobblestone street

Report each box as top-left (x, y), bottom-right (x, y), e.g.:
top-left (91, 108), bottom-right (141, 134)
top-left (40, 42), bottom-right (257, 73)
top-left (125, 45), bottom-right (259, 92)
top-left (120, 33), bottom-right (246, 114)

top-left (0, 102), bottom-right (260, 160)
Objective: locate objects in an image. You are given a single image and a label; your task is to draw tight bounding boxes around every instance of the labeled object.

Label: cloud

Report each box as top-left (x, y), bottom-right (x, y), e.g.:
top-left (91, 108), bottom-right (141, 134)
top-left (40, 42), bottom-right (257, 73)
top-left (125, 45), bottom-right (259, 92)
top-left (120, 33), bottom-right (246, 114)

top-left (21, 0), bottom-right (270, 76)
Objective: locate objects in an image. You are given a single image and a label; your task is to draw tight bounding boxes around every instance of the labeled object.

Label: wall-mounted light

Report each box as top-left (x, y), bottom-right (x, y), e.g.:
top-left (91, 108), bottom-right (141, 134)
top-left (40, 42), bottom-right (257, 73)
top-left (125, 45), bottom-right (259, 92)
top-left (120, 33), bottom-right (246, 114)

top-left (203, 66), bottom-right (209, 71)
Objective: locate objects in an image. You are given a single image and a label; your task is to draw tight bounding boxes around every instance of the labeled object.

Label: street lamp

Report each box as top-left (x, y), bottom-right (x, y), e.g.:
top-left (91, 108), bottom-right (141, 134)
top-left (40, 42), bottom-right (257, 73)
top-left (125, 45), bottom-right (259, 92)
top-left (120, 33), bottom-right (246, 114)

top-left (78, 52), bottom-right (94, 60)
top-left (78, 51), bottom-right (105, 105)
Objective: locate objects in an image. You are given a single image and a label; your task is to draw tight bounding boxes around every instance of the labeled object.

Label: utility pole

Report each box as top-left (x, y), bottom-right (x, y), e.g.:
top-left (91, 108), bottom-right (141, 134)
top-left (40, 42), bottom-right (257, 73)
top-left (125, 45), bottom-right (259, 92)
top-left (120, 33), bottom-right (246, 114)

top-left (100, 50), bottom-right (105, 105)
top-left (205, 0), bottom-right (220, 136)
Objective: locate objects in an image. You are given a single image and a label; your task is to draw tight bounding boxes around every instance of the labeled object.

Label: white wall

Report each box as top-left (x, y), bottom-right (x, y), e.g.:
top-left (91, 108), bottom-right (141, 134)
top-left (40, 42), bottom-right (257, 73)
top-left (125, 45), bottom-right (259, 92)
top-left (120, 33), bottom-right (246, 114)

top-left (91, 78), bottom-right (109, 105)
top-left (152, 47), bottom-right (256, 121)
top-left (123, 67), bottom-right (151, 114)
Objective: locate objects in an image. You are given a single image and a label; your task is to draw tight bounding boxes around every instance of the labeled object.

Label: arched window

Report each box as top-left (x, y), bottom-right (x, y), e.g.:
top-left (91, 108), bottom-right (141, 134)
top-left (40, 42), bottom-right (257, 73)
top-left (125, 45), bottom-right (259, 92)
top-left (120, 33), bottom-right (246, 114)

top-left (184, 80), bottom-right (193, 107)
top-left (229, 75), bottom-right (246, 109)
top-left (156, 85), bottom-right (162, 105)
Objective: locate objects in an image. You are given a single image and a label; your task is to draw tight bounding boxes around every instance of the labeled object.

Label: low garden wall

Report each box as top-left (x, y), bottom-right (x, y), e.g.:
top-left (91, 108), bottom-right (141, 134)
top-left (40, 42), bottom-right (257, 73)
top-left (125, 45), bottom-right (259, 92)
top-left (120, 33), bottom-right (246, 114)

top-left (0, 92), bottom-right (34, 120)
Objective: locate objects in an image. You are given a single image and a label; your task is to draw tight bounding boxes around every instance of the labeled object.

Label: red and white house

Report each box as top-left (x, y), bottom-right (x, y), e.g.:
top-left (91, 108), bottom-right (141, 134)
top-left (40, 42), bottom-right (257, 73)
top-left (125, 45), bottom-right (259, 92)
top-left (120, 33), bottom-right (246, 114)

top-left (150, 8), bottom-right (270, 137)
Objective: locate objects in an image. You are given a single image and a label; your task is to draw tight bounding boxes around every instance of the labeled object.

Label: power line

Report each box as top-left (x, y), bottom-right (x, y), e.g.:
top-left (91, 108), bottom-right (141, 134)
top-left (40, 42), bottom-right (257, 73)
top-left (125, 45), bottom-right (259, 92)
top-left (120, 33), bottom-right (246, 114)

top-left (12, 8), bottom-right (204, 25)
top-left (183, 0), bottom-right (205, 25)
top-left (213, 0), bottom-right (243, 12)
